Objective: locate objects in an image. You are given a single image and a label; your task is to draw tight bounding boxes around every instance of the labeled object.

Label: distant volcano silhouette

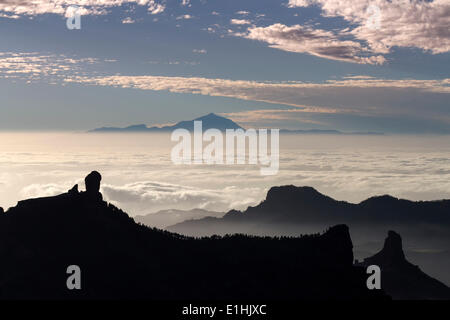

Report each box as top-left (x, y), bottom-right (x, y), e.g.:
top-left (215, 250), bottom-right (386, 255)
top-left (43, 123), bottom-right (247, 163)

top-left (90, 113), bottom-right (243, 132)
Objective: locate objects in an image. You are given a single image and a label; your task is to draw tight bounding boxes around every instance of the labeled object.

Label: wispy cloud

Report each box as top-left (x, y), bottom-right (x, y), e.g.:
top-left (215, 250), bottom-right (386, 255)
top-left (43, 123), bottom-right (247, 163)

top-left (64, 73), bottom-right (450, 119)
top-left (231, 19), bottom-right (252, 25)
top-left (122, 17), bottom-right (135, 24)
top-left (220, 109), bottom-right (328, 127)
top-left (237, 23), bottom-right (386, 65)
top-left (0, 0), bottom-right (166, 17)
top-left (227, 0), bottom-right (450, 64)
top-left (176, 14), bottom-right (192, 20)
top-left (0, 52), bottom-right (97, 81)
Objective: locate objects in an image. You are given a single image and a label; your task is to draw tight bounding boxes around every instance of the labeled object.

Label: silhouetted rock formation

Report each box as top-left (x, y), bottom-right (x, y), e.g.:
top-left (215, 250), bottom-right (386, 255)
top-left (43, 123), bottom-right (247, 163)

top-left (0, 173), bottom-right (387, 300)
top-left (365, 231), bottom-right (405, 266)
top-left (359, 231), bottom-right (450, 300)
top-left (68, 184), bottom-right (79, 195)
top-left (0, 207), bottom-right (3, 214)
top-left (167, 185), bottom-right (450, 288)
top-left (84, 171), bottom-right (102, 201)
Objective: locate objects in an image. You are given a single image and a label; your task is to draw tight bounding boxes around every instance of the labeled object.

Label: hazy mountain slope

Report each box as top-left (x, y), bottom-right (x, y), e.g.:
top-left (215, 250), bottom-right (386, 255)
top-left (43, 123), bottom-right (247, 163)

top-left (169, 185), bottom-right (450, 235)
top-left (134, 208), bottom-right (224, 229)
top-left (168, 185), bottom-right (450, 286)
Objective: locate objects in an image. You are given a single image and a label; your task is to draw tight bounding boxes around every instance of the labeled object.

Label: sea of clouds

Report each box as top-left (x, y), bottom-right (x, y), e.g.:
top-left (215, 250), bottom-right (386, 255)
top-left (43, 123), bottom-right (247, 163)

top-left (1, 132), bottom-right (450, 216)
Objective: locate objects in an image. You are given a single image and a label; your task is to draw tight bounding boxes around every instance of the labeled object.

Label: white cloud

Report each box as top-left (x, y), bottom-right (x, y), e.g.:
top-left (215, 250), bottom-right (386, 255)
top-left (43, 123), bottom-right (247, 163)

top-left (287, 0), bottom-right (450, 55)
top-left (147, 1), bottom-right (165, 15)
top-left (0, 52), bottom-right (97, 80)
top-left (0, 0), bottom-right (165, 17)
top-left (122, 17), bottom-right (135, 24)
top-left (0, 12), bottom-right (19, 19)
top-left (240, 23), bottom-right (386, 65)
top-left (220, 109), bottom-right (327, 127)
top-left (176, 14), bottom-right (192, 20)
top-left (231, 19), bottom-right (251, 25)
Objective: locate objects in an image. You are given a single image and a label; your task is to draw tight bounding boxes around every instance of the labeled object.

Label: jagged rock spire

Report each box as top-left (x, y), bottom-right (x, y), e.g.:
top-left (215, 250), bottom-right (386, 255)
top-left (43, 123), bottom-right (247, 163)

top-left (85, 171), bottom-right (102, 194)
top-left (364, 230), bottom-right (406, 267)
top-left (84, 171), bottom-right (103, 202)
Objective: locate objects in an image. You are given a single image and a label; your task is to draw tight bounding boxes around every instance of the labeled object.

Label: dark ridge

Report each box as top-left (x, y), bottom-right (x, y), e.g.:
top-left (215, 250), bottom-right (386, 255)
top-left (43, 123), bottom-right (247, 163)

top-left (171, 185), bottom-right (450, 231)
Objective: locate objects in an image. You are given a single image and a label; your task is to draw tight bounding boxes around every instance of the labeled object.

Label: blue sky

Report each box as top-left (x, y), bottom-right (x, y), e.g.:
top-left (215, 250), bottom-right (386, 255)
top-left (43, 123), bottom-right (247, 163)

top-left (0, 0), bottom-right (449, 132)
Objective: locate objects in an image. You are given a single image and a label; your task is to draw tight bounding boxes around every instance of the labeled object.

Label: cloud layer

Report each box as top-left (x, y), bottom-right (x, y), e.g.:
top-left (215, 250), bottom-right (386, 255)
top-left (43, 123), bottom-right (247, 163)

top-left (2, 133), bottom-right (450, 216)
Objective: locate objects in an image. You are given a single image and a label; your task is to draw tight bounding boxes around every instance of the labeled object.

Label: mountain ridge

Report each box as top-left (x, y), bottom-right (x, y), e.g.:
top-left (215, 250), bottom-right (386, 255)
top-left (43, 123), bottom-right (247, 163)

top-left (169, 185), bottom-right (450, 229)
top-left (89, 113), bottom-right (384, 134)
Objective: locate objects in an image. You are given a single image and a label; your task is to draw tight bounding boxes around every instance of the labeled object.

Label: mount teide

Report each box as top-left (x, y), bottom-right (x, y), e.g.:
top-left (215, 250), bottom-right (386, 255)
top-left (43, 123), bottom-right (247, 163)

top-left (90, 113), bottom-right (243, 132)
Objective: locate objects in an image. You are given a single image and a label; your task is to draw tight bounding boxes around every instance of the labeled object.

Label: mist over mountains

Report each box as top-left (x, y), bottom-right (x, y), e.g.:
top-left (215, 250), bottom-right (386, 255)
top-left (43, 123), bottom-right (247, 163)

top-left (134, 208), bottom-right (223, 229)
top-left (169, 185), bottom-right (450, 233)
top-left (167, 185), bottom-right (450, 286)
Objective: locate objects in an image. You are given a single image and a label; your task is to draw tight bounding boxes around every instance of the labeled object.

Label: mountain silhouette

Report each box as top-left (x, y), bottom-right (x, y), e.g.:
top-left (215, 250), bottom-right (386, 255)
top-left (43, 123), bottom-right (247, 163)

top-left (167, 185), bottom-right (450, 289)
top-left (90, 113), bottom-right (243, 132)
top-left (0, 172), bottom-right (387, 300)
top-left (169, 185), bottom-right (450, 234)
top-left (89, 113), bottom-right (383, 134)
top-left (357, 231), bottom-right (450, 300)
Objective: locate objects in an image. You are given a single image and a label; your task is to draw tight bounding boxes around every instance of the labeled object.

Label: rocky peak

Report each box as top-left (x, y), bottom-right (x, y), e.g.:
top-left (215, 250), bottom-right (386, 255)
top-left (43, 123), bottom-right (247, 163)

top-left (364, 230), bottom-right (406, 267)
top-left (266, 186), bottom-right (325, 203)
top-left (382, 231), bottom-right (405, 261)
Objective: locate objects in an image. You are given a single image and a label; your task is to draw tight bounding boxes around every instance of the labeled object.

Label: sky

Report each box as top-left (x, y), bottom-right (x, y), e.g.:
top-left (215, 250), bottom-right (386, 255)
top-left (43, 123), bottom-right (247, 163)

top-left (0, 0), bottom-right (449, 133)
